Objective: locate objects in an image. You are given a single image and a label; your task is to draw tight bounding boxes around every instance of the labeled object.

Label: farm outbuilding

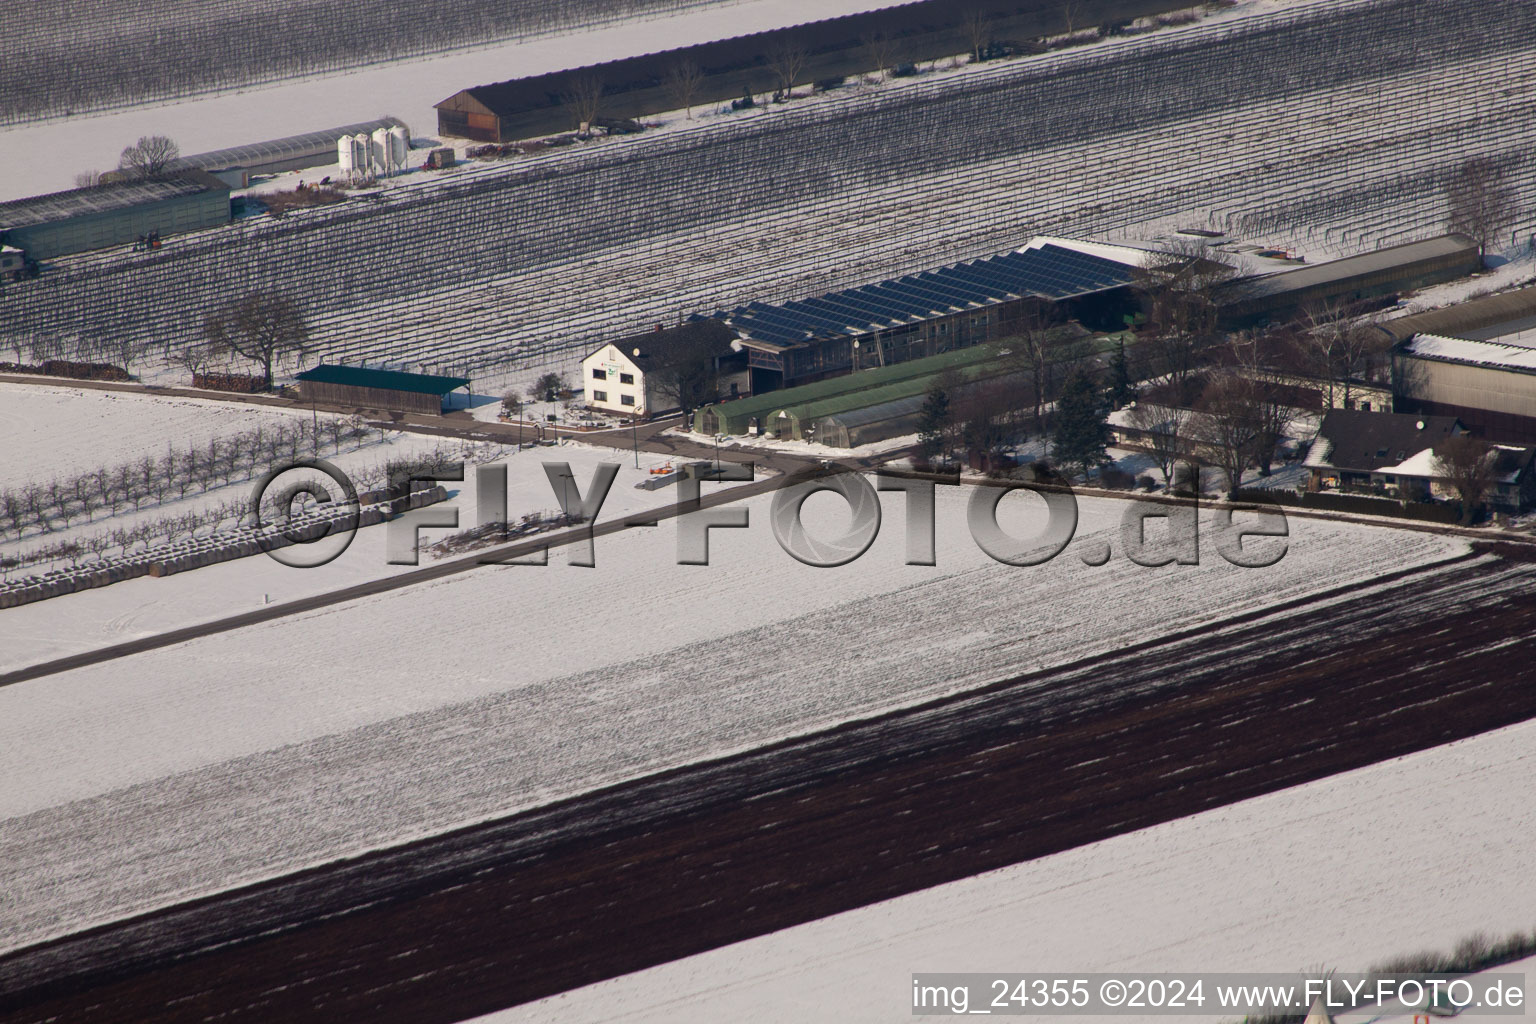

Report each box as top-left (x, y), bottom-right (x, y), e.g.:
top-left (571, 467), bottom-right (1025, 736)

top-left (1393, 333), bottom-right (1536, 443)
top-left (695, 340), bottom-right (1040, 445)
top-left (0, 169), bottom-right (231, 259)
top-left (296, 364), bottom-right (469, 415)
top-left (434, 0), bottom-right (1194, 143)
top-left (694, 341), bottom-right (1017, 436)
top-left (813, 393), bottom-right (929, 449)
top-left (170, 117), bottom-right (410, 187)
top-left (1376, 283), bottom-right (1536, 344)
top-left (722, 237), bottom-right (1143, 393)
top-left (1219, 233), bottom-right (1481, 326)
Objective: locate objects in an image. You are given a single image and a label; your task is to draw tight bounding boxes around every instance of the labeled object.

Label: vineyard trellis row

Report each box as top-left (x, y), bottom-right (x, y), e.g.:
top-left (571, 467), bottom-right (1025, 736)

top-left (2, 0), bottom-right (1534, 389)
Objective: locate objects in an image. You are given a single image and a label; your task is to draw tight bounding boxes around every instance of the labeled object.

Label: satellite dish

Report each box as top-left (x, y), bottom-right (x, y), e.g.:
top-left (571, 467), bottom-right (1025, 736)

top-left (1416, 420), bottom-right (1425, 430)
top-left (633, 347), bottom-right (641, 357)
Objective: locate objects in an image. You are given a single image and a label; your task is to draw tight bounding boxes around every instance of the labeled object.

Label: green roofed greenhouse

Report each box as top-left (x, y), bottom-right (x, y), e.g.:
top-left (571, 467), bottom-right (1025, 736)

top-left (693, 342), bottom-right (1041, 444)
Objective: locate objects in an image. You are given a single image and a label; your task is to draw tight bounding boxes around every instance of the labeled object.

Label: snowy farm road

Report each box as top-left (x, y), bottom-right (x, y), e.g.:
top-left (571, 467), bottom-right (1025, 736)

top-left (3, 549), bottom-right (1534, 1024)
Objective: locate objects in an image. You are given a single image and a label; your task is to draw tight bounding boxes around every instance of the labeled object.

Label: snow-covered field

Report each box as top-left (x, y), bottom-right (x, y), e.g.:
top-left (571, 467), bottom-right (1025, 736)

top-left (0, 382), bottom-right (515, 583)
top-left (0, 382), bottom-right (314, 486)
top-left (0, 431), bottom-right (742, 672)
top-left (0, 0), bottom-right (901, 203)
top-left (483, 717), bottom-right (1536, 1024)
top-left (0, 486), bottom-right (1467, 952)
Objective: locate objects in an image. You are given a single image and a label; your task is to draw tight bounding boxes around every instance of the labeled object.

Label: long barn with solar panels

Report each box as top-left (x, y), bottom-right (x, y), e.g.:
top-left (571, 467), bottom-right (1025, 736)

top-left (722, 237), bottom-right (1148, 392)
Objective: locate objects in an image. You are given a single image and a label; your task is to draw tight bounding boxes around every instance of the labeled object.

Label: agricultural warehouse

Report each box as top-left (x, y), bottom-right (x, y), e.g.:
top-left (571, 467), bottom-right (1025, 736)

top-left (1375, 283), bottom-right (1536, 344)
top-left (169, 117), bottom-right (410, 188)
top-left (433, 0), bottom-right (1186, 142)
top-left (723, 237), bottom-right (1144, 393)
top-left (296, 364), bottom-right (470, 416)
top-left (694, 341), bottom-right (1046, 444)
top-left (1394, 334), bottom-right (1536, 444)
top-left (1218, 234), bottom-right (1480, 326)
top-left (0, 169), bottom-right (230, 260)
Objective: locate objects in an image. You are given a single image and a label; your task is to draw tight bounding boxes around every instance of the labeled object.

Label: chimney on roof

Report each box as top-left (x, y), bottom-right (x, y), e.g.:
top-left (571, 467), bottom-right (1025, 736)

top-left (655, 323), bottom-right (663, 332)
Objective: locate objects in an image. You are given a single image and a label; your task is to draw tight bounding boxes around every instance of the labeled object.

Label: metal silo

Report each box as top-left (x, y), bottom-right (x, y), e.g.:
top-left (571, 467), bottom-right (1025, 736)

top-left (353, 133), bottom-right (371, 175)
top-left (337, 136), bottom-right (354, 176)
top-left (371, 127), bottom-right (392, 175)
top-left (388, 124), bottom-right (410, 172)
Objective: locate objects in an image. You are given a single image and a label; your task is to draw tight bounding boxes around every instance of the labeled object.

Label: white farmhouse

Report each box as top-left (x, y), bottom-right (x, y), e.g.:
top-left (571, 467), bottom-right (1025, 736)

top-left (581, 320), bottom-right (738, 417)
top-left (581, 343), bottom-right (651, 415)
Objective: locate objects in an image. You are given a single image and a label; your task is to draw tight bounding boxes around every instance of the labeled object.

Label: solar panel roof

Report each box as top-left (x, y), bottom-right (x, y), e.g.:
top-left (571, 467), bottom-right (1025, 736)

top-left (720, 241), bottom-right (1139, 349)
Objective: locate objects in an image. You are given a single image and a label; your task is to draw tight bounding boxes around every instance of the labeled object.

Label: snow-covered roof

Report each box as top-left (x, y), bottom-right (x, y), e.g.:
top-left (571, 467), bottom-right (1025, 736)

top-left (1019, 235), bottom-right (1157, 269)
top-left (1401, 332), bottom-right (1536, 373)
top-left (1379, 443), bottom-right (1531, 484)
top-left (1374, 447), bottom-right (1440, 477)
top-left (172, 117), bottom-right (408, 175)
top-left (1107, 402), bottom-right (1183, 430)
top-left (1305, 409), bottom-right (1463, 473)
top-left (1231, 234), bottom-right (1476, 301)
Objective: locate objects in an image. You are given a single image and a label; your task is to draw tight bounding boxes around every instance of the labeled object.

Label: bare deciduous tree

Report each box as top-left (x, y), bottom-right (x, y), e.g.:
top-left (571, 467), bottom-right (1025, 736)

top-left (176, 342), bottom-right (214, 380)
top-left (1001, 299), bottom-right (1076, 433)
top-left (1062, 1), bottom-right (1084, 33)
top-left (1133, 241), bottom-right (1236, 390)
top-left (203, 291), bottom-right (309, 390)
top-left (664, 59), bottom-right (705, 120)
top-left (1195, 376), bottom-right (1264, 496)
top-left (1447, 156), bottom-right (1520, 260)
top-left (560, 74), bottom-right (604, 133)
top-left (861, 32), bottom-right (896, 82)
top-left (74, 169), bottom-right (104, 188)
top-left (1434, 434), bottom-right (1496, 523)
top-left (1126, 401), bottom-right (1190, 490)
top-left (113, 337), bottom-right (150, 376)
top-left (645, 332), bottom-right (725, 416)
top-left (1293, 300), bottom-right (1392, 409)
top-left (962, 8), bottom-right (994, 62)
top-left (117, 135), bottom-right (180, 179)
top-left (955, 378), bottom-right (1024, 463)
top-left (1226, 329), bottom-right (1299, 476)
top-left (767, 41), bottom-right (809, 100)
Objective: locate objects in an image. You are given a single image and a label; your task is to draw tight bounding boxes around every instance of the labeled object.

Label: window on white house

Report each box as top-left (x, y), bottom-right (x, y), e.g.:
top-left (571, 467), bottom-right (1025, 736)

top-left (593, 389), bottom-right (608, 401)
top-left (592, 368), bottom-right (607, 380)
top-left (621, 395), bottom-right (635, 406)
top-left (620, 373), bottom-right (634, 384)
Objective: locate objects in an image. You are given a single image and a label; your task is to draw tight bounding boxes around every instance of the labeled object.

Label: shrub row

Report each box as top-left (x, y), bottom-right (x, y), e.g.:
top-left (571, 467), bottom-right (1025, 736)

top-left (0, 360), bottom-right (132, 381)
top-left (193, 371), bottom-right (267, 393)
